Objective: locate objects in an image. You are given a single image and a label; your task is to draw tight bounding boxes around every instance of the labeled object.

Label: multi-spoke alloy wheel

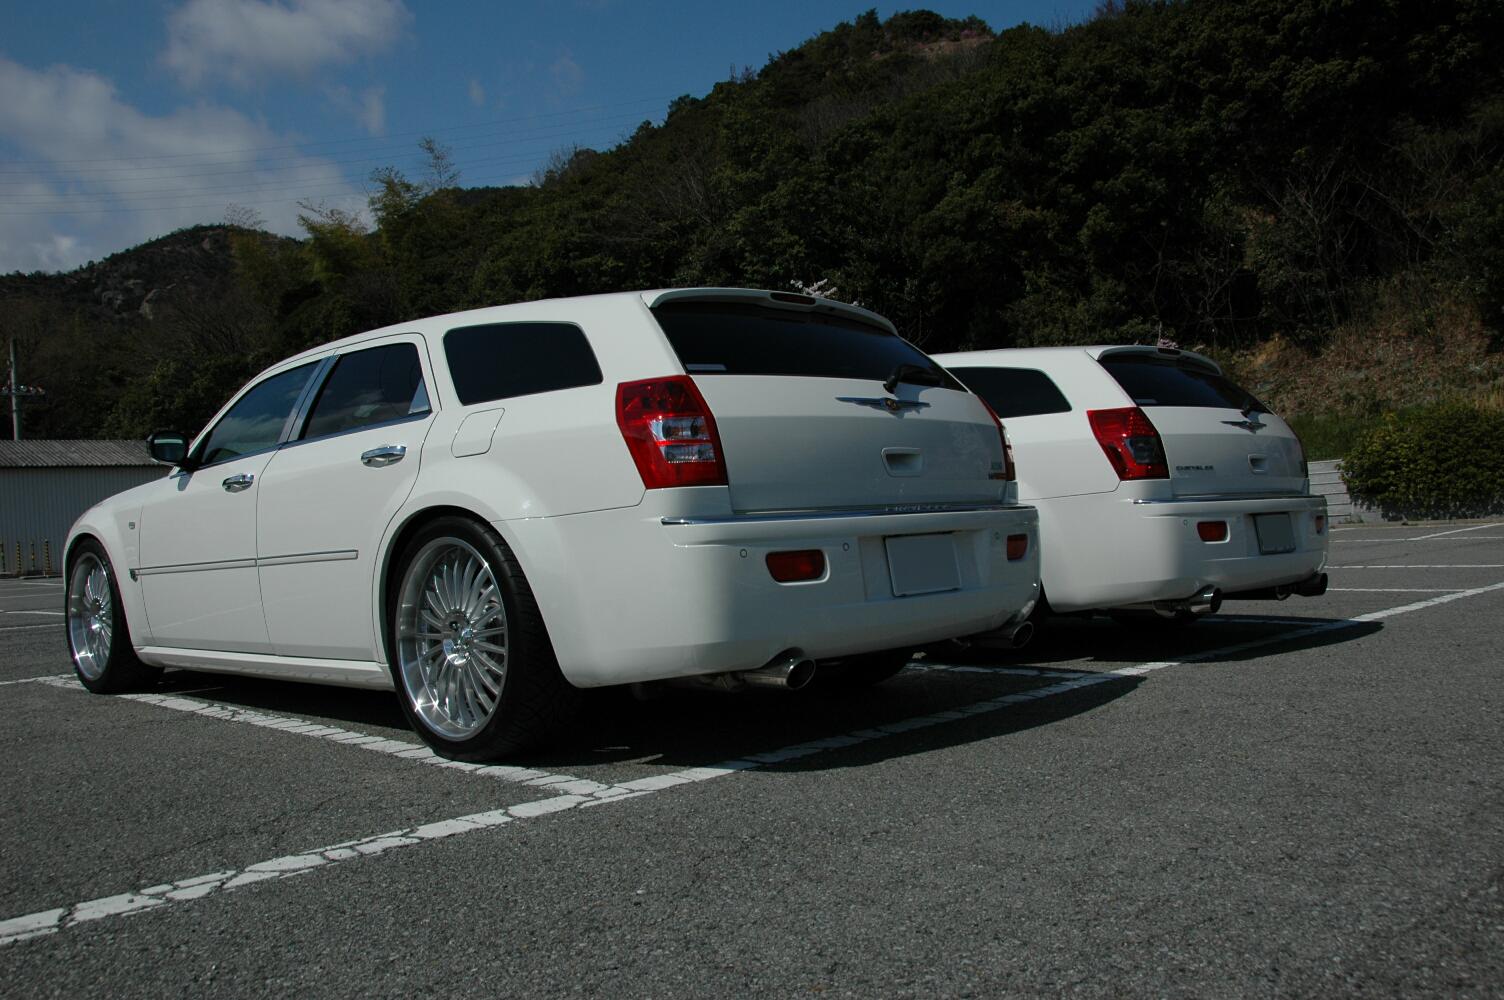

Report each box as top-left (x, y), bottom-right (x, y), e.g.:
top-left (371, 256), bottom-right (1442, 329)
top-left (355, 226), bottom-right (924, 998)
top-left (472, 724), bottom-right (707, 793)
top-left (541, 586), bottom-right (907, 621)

top-left (64, 540), bottom-right (158, 693)
top-left (67, 553), bottom-right (114, 681)
top-left (396, 538), bottom-right (509, 741)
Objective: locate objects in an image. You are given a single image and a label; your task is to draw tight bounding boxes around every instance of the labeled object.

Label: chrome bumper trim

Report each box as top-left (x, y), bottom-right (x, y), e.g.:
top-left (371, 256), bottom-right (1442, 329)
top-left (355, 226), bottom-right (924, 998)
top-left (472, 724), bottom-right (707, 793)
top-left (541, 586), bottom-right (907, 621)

top-left (662, 503), bottom-right (1032, 527)
top-left (1131, 493), bottom-right (1323, 506)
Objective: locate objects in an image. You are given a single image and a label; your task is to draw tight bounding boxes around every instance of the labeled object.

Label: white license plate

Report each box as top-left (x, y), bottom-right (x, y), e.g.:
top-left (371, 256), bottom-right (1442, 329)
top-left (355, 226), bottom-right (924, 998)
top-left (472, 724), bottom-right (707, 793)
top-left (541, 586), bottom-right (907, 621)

top-left (1253, 513), bottom-right (1296, 554)
top-left (885, 533), bottom-right (960, 596)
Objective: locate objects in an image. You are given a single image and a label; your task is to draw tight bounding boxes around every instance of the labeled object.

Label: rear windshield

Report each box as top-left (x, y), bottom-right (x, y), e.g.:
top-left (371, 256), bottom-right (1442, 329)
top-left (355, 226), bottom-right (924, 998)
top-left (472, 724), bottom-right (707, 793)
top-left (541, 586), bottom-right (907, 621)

top-left (947, 367), bottom-right (1072, 419)
top-left (652, 301), bottom-right (962, 389)
top-left (1098, 354), bottom-right (1268, 412)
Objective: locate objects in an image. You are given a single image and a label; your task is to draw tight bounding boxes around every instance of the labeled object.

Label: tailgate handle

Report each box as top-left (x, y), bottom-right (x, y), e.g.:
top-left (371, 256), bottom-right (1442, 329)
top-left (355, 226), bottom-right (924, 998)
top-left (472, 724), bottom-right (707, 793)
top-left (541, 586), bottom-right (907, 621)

top-left (883, 448), bottom-right (923, 477)
top-left (1248, 454), bottom-right (1268, 474)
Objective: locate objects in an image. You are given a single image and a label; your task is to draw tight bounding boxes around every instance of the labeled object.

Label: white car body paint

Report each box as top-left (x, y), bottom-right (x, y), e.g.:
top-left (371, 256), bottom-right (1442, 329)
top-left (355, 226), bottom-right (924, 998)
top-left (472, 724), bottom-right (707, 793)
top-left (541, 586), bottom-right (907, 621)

top-left (936, 346), bottom-right (1329, 613)
top-left (67, 289), bottom-right (1040, 693)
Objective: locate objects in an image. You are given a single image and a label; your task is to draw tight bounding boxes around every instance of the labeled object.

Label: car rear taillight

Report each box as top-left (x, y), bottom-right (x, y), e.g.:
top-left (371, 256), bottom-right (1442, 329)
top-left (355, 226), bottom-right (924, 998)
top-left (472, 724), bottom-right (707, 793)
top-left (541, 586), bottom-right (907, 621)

top-left (1087, 407), bottom-right (1168, 480)
top-left (977, 398), bottom-right (1015, 481)
top-left (1292, 427), bottom-right (1309, 479)
top-left (616, 376), bottom-right (728, 488)
top-left (1197, 521), bottom-right (1228, 542)
top-left (1006, 534), bottom-right (1028, 560)
top-left (1314, 513), bottom-right (1326, 535)
top-left (766, 550), bottom-right (825, 582)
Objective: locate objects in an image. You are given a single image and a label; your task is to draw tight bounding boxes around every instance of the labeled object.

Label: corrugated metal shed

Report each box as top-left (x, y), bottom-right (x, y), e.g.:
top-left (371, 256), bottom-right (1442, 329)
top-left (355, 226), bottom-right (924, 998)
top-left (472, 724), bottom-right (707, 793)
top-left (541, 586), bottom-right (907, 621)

top-left (0, 439), bottom-right (157, 468)
top-left (0, 440), bottom-right (167, 575)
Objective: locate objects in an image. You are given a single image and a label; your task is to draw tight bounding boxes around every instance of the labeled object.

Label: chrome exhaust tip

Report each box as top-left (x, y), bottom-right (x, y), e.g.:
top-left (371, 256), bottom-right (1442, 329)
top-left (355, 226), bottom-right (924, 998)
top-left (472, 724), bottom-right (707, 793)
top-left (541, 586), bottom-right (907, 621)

top-left (735, 652), bottom-right (817, 691)
top-left (1006, 620), bottom-right (1035, 649)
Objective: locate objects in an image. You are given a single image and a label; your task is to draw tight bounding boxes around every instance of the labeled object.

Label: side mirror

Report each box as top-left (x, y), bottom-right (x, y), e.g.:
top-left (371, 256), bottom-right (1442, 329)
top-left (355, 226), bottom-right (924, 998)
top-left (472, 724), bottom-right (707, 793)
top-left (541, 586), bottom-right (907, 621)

top-left (146, 431), bottom-right (193, 469)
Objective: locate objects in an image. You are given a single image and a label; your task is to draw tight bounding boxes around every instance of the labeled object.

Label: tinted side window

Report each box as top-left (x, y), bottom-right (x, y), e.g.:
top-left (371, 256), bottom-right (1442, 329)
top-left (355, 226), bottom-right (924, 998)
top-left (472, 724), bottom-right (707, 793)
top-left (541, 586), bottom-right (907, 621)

top-left (303, 343), bottom-right (430, 440)
top-left (443, 322), bottom-right (603, 406)
top-left (1099, 355), bottom-right (1268, 412)
top-left (198, 363), bottom-right (318, 466)
top-left (948, 367), bottom-right (1072, 419)
top-left (652, 302), bottom-right (962, 389)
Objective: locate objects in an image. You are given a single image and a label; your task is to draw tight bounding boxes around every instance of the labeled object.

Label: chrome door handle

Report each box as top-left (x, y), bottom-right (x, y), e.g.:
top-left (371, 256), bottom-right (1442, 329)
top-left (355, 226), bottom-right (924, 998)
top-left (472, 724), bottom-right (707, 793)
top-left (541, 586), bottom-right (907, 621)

top-left (361, 444), bottom-right (407, 467)
top-left (222, 473), bottom-right (255, 493)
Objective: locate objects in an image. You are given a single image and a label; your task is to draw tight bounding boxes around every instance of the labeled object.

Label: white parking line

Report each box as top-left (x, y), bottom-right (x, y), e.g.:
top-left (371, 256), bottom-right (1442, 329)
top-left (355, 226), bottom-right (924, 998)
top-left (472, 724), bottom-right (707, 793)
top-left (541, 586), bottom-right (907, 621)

top-left (0, 674), bottom-right (71, 687)
top-left (0, 610), bottom-right (64, 616)
top-left (7, 578), bottom-right (1503, 948)
top-left (30, 677), bottom-right (617, 798)
top-left (1410, 523), bottom-right (1504, 540)
top-left (1331, 565), bottom-right (1504, 569)
top-left (1328, 588), bottom-right (1463, 593)
top-left (0, 624), bottom-right (60, 632)
top-left (1334, 536), bottom-right (1504, 543)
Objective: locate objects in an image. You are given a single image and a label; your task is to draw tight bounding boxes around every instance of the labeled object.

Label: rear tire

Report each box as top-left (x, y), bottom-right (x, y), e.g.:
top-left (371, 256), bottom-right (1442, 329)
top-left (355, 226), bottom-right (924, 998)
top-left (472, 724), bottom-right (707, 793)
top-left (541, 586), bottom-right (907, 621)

top-left (387, 516), bottom-right (579, 761)
top-left (65, 540), bottom-right (161, 693)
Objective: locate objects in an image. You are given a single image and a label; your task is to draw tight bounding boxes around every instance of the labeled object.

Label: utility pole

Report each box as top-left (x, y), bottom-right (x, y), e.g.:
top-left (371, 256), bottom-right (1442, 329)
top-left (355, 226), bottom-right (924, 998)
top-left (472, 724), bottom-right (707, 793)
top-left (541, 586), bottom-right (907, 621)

top-left (3, 336), bottom-right (45, 440)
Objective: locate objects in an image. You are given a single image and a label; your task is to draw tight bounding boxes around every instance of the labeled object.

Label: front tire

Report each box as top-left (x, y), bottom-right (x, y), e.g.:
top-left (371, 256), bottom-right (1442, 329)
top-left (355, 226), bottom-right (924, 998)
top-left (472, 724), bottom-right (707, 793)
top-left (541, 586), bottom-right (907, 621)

top-left (388, 516), bottom-right (579, 761)
top-left (65, 540), bottom-right (160, 693)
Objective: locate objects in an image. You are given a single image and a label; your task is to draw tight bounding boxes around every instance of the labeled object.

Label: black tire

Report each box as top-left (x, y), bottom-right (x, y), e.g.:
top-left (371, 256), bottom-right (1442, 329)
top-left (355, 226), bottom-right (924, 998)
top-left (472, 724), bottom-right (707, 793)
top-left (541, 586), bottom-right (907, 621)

top-left (815, 647), bottom-right (914, 690)
top-left (65, 539), bottom-right (161, 693)
top-left (386, 516), bottom-right (579, 761)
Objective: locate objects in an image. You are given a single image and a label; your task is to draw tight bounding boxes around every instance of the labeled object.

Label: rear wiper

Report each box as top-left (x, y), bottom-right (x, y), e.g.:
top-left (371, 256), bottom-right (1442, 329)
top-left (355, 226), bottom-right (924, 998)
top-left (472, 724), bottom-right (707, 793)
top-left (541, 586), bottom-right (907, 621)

top-left (883, 363), bottom-right (944, 394)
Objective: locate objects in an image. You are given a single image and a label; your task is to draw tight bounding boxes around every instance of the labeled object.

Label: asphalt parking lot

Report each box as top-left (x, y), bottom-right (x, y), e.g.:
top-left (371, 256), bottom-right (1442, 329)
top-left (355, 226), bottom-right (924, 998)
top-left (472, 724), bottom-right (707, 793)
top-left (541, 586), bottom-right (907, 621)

top-left (3, 520), bottom-right (1503, 998)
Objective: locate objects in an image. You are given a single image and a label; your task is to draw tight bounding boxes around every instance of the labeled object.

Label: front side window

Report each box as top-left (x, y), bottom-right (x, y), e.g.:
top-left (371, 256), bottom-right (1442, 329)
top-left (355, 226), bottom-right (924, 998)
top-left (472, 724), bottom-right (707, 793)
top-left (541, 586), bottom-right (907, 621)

top-left (948, 367), bottom-right (1072, 419)
top-left (302, 342), bottom-right (430, 440)
top-left (443, 322), bottom-right (603, 406)
top-left (198, 362), bottom-right (318, 466)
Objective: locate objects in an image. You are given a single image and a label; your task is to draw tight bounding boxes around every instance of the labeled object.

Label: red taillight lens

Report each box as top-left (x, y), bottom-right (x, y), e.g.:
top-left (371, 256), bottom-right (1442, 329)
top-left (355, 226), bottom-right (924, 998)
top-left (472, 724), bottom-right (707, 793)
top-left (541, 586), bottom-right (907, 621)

top-left (1291, 426), bottom-right (1309, 480)
top-left (1197, 520), bottom-right (1228, 542)
top-left (766, 549), bottom-right (825, 582)
top-left (977, 398), bottom-right (1015, 481)
top-left (1006, 534), bottom-right (1028, 560)
top-left (1087, 407), bottom-right (1168, 480)
top-left (616, 376), bottom-right (728, 489)
top-left (1314, 513), bottom-right (1326, 534)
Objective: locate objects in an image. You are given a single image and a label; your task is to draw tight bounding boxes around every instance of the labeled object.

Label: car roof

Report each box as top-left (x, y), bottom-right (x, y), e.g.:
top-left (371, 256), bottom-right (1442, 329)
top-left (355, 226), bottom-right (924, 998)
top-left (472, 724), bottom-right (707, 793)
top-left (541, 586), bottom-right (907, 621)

top-left (934, 344), bottom-right (1223, 374)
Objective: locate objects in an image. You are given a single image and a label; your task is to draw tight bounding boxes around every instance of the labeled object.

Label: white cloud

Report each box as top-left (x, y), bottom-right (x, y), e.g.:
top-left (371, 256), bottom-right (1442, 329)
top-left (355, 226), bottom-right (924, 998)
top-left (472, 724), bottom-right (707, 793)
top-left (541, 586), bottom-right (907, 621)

top-left (550, 52), bottom-right (584, 99)
top-left (0, 55), bottom-right (365, 273)
top-left (468, 78), bottom-right (486, 108)
top-left (326, 84), bottom-right (386, 135)
top-left (163, 0), bottom-right (410, 88)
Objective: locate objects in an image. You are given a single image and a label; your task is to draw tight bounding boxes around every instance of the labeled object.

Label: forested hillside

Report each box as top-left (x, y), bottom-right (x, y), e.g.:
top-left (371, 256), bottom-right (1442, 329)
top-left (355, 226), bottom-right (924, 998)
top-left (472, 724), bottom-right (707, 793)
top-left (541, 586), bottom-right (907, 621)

top-left (6, 1), bottom-right (1502, 441)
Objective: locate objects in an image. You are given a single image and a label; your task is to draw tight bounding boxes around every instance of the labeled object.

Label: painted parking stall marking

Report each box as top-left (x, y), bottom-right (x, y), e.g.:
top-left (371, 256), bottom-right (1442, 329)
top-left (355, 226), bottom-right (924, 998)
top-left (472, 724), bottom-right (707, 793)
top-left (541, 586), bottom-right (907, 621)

top-left (6, 577), bottom-right (1503, 949)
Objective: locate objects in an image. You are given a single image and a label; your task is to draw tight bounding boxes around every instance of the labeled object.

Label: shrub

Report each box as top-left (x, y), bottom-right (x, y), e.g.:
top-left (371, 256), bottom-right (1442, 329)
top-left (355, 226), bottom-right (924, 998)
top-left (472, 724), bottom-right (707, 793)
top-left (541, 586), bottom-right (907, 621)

top-left (1342, 402), bottom-right (1504, 518)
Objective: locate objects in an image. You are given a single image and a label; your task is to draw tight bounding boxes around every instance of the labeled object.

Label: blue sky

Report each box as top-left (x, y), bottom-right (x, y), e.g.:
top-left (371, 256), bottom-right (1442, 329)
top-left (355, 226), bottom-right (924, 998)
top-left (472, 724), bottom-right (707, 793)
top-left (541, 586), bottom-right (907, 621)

top-left (0, 1), bottom-right (1096, 274)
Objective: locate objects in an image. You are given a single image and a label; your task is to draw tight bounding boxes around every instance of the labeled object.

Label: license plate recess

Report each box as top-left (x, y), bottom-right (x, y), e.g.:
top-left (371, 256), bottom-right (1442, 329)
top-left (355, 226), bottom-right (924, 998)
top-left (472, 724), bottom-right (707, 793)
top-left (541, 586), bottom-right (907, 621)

top-left (1253, 513), bottom-right (1296, 554)
top-left (885, 533), bottom-right (960, 596)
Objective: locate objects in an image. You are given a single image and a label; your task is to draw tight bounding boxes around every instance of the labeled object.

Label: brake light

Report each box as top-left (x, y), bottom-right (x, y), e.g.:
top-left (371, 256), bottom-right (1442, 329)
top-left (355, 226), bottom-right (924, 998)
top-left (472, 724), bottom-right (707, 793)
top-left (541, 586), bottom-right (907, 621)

top-left (1006, 534), bottom-right (1028, 560)
top-left (1197, 521), bottom-right (1228, 542)
top-left (1291, 427), bottom-right (1309, 479)
top-left (977, 398), bottom-right (1015, 481)
top-left (616, 376), bottom-right (728, 488)
top-left (1087, 407), bottom-right (1168, 480)
top-left (1314, 513), bottom-right (1326, 535)
top-left (766, 549), bottom-right (825, 582)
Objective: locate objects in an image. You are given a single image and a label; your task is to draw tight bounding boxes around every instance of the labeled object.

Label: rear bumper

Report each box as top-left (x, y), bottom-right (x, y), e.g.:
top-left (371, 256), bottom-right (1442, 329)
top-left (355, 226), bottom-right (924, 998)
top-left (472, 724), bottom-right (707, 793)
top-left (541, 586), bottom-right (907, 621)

top-left (499, 500), bottom-right (1040, 687)
top-left (1038, 491), bottom-right (1329, 612)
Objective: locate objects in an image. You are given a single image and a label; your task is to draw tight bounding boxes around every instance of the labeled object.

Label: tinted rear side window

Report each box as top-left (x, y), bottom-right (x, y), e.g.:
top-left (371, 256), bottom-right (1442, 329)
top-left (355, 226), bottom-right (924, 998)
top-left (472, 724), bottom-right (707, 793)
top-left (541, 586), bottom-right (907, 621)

top-left (444, 322), bottom-right (603, 406)
top-left (303, 342), bottom-right (430, 440)
top-left (652, 302), bottom-right (961, 389)
top-left (947, 367), bottom-right (1072, 419)
top-left (1099, 354), bottom-right (1268, 412)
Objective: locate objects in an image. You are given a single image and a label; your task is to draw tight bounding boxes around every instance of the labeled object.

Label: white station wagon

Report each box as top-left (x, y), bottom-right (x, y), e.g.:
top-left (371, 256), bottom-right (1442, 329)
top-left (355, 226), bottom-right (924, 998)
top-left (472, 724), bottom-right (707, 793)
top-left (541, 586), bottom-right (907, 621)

top-left (66, 289), bottom-right (1040, 759)
top-left (935, 346), bottom-right (1328, 623)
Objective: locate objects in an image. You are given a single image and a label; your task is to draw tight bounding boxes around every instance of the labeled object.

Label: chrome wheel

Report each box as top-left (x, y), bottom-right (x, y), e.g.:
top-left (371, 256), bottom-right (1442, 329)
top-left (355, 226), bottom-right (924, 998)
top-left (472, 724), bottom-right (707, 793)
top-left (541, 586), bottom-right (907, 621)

top-left (67, 553), bottom-right (113, 681)
top-left (395, 538), bottom-right (508, 741)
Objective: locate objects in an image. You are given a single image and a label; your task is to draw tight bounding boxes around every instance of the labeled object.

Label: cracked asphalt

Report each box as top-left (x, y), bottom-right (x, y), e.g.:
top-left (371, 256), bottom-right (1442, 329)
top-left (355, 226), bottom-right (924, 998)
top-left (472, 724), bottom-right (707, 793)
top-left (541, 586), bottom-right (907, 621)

top-left (2, 520), bottom-right (1502, 998)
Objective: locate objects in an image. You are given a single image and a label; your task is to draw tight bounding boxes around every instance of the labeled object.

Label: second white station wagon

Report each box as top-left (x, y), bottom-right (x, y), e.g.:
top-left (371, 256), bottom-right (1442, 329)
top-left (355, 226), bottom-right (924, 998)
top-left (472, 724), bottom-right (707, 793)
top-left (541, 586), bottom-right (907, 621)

top-left (66, 289), bottom-right (1040, 759)
top-left (936, 346), bottom-right (1328, 623)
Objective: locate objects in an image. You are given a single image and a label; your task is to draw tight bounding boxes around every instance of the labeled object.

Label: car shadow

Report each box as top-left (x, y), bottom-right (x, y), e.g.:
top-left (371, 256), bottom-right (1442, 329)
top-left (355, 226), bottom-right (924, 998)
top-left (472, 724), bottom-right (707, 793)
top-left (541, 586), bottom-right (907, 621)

top-left (144, 611), bottom-right (1380, 775)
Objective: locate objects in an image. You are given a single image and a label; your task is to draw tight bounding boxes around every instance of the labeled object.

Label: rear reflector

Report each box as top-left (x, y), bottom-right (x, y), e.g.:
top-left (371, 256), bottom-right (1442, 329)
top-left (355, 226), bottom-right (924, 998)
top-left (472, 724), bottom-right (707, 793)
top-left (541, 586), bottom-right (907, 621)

top-left (616, 376), bottom-right (728, 489)
top-left (766, 549), bottom-right (825, 582)
top-left (1087, 407), bottom-right (1168, 480)
top-left (1197, 520), bottom-right (1228, 542)
top-left (1006, 534), bottom-right (1028, 560)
